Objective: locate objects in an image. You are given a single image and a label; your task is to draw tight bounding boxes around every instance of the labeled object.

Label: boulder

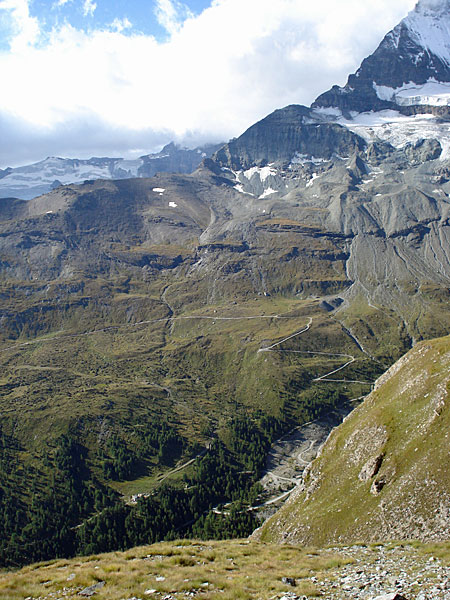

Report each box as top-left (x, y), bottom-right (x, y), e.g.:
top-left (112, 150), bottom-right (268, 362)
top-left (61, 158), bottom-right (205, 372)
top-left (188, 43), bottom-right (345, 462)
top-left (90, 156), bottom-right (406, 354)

top-left (359, 454), bottom-right (384, 482)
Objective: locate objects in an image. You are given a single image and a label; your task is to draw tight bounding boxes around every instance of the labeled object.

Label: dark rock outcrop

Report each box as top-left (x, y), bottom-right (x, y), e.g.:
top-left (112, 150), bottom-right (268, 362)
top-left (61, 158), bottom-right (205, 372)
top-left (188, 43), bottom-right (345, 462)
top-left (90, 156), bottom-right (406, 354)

top-left (214, 105), bottom-right (366, 170)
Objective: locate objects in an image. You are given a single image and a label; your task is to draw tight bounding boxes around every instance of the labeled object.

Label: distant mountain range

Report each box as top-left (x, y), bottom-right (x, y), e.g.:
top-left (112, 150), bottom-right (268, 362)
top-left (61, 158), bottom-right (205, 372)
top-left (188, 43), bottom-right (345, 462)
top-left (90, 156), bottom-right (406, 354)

top-left (0, 141), bottom-right (223, 200)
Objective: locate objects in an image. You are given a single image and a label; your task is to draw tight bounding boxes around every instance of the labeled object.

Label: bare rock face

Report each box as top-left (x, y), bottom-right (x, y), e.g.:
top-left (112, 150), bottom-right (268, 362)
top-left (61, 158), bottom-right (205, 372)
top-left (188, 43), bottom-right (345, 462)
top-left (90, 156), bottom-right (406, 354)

top-left (359, 454), bottom-right (384, 482)
top-left (213, 105), bottom-right (366, 170)
top-left (371, 477), bottom-right (387, 495)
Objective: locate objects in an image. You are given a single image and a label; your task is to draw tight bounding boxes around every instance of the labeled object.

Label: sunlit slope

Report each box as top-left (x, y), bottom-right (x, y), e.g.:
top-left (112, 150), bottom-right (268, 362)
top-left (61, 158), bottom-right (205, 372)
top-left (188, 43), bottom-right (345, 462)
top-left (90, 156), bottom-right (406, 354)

top-left (258, 334), bottom-right (450, 544)
top-left (2, 538), bottom-right (450, 600)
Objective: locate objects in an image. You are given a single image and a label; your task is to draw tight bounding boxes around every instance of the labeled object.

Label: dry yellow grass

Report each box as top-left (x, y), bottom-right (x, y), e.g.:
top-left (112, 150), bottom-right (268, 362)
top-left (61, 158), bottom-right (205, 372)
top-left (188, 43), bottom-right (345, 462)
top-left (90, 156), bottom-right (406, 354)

top-left (0, 539), bottom-right (353, 600)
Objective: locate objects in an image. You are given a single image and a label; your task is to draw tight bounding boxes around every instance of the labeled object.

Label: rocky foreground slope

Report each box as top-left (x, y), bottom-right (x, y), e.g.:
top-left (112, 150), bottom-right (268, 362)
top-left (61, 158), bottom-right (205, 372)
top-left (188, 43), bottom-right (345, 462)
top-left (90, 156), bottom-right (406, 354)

top-left (256, 334), bottom-right (450, 546)
top-left (1, 538), bottom-right (450, 600)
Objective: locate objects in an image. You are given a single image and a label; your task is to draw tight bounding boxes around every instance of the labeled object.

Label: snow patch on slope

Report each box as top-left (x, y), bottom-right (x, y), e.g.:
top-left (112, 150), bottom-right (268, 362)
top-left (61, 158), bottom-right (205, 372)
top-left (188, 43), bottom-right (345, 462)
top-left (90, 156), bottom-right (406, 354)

top-left (290, 153), bottom-right (330, 166)
top-left (242, 166), bottom-right (277, 182)
top-left (233, 166), bottom-right (284, 198)
top-left (259, 187), bottom-right (277, 199)
top-left (234, 184), bottom-right (255, 196)
top-left (306, 173), bottom-right (320, 188)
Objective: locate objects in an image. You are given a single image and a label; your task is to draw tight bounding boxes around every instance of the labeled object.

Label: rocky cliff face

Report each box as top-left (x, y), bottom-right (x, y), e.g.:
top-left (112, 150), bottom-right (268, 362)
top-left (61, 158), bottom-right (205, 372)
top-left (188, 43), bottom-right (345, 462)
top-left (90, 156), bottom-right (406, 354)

top-left (213, 105), bottom-right (365, 170)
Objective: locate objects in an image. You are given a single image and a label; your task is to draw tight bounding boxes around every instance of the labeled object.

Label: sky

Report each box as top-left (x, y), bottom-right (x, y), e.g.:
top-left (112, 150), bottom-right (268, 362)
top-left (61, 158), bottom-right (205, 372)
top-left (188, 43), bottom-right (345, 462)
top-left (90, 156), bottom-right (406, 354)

top-left (0, 0), bottom-right (418, 168)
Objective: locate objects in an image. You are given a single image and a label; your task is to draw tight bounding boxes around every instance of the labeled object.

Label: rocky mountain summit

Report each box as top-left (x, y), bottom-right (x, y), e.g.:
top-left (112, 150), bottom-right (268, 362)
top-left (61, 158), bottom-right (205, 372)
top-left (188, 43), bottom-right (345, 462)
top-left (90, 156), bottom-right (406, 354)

top-left (314, 0), bottom-right (450, 116)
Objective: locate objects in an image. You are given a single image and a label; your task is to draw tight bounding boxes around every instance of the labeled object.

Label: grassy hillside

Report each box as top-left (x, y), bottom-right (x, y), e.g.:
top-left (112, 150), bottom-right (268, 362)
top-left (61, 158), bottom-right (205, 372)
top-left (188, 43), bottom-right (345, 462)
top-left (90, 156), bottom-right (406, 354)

top-left (1, 266), bottom-right (447, 566)
top-left (0, 271), bottom-right (387, 567)
top-left (2, 174), bottom-right (450, 566)
top-left (258, 334), bottom-right (450, 545)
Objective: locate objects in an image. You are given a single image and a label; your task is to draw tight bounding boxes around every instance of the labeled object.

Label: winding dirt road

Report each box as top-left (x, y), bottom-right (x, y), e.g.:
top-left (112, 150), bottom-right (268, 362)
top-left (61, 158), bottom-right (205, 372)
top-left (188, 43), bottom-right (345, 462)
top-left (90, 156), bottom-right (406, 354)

top-left (259, 317), bottom-right (373, 385)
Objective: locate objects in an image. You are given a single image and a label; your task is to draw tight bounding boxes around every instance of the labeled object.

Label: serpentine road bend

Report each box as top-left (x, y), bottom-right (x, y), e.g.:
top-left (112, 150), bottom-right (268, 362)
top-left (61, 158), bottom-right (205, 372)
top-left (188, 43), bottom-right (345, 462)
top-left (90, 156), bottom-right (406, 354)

top-left (0, 311), bottom-right (374, 390)
top-left (258, 317), bottom-right (313, 352)
top-left (258, 317), bottom-right (374, 385)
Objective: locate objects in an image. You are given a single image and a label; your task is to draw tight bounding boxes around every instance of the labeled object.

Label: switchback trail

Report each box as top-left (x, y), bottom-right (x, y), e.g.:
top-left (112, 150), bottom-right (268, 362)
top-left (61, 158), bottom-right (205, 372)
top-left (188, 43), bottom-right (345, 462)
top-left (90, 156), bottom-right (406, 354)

top-left (259, 318), bottom-right (373, 385)
top-left (258, 317), bottom-right (312, 352)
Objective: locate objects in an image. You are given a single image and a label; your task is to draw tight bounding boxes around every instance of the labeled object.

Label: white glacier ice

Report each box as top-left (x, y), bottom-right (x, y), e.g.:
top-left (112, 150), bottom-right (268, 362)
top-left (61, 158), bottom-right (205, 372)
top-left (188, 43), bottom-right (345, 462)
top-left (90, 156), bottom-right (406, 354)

top-left (373, 80), bottom-right (450, 106)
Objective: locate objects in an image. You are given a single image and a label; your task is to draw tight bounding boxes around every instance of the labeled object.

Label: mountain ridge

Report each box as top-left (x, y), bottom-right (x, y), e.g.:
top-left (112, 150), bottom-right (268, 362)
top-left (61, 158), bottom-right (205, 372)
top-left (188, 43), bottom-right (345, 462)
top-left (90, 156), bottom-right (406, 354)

top-left (313, 0), bottom-right (450, 115)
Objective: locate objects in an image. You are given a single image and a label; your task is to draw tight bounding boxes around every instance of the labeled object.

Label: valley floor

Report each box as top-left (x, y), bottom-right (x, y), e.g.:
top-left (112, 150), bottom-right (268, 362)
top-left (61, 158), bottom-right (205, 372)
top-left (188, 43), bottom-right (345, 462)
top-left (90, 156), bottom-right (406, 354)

top-left (257, 403), bottom-right (356, 515)
top-left (2, 539), bottom-right (450, 600)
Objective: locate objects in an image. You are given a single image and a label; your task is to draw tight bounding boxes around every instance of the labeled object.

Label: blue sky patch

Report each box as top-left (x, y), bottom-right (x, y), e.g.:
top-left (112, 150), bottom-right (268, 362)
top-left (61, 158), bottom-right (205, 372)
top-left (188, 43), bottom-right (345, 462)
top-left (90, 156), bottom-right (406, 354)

top-left (26, 0), bottom-right (211, 39)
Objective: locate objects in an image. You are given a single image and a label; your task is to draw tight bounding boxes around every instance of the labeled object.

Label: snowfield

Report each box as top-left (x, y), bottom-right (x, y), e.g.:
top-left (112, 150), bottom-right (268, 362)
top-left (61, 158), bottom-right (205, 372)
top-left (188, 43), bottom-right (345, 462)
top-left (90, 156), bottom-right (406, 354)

top-left (403, 0), bottom-right (450, 66)
top-left (337, 110), bottom-right (450, 161)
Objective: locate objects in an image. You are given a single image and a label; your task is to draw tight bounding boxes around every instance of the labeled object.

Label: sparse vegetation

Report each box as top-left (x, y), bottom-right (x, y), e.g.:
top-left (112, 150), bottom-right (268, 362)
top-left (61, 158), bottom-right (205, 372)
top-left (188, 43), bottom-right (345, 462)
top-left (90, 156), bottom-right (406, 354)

top-left (2, 538), bottom-right (450, 600)
top-left (0, 539), bottom-right (353, 600)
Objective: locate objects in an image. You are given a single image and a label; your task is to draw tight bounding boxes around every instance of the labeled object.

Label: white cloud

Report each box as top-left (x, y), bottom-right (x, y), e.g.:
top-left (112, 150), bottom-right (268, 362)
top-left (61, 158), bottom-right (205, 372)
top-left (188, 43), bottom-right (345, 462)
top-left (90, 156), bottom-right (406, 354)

top-left (155, 0), bottom-right (179, 34)
top-left (154, 0), bottom-right (193, 35)
top-left (82, 0), bottom-right (96, 17)
top-left (110, 17), bottom-right (132, 33)
top-left (0, 0), bottom-right (417, 166)
top-left (0, 0), bottom-right (40, 51)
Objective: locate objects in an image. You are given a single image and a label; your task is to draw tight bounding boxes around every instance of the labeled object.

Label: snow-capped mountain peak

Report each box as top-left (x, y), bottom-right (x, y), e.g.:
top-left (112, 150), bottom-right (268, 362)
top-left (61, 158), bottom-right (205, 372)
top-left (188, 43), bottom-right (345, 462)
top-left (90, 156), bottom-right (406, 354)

top-left (404, 0), bottom-right (450, 66)
top-left (308, 0), bottom-right (450, 166)
top-left (415, 0), bottom-right (450, 17)
top-left (313, 0), bottom-right (450, 114)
